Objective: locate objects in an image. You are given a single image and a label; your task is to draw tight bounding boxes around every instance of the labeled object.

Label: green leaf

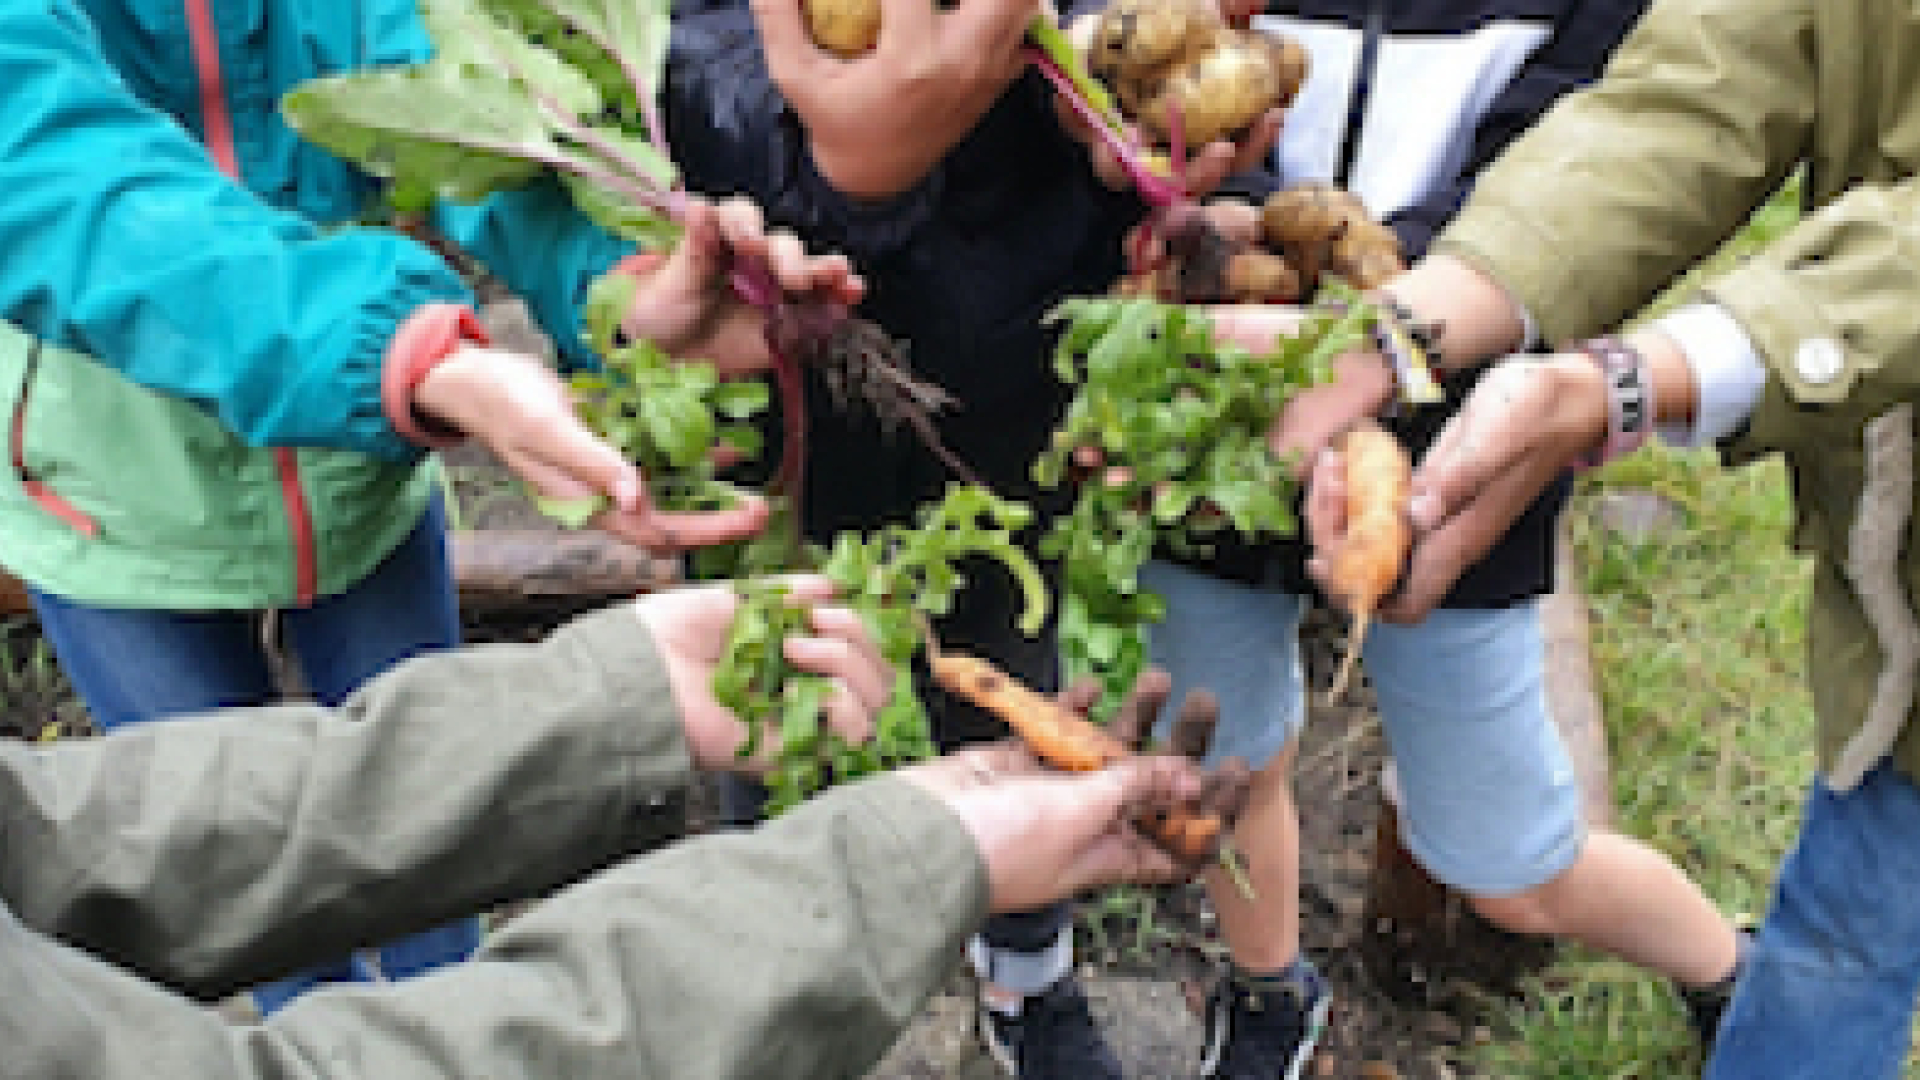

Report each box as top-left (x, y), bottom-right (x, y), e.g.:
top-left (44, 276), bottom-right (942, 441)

top-left (533, 493), bottom-right (605, 529)
top-left (284, 65), bottom-right (554, 203)
top-left (480, 0), bottom-right (673, 122)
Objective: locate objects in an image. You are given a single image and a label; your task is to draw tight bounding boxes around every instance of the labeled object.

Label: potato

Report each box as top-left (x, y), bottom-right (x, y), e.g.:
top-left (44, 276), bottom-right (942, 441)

top-left (1330, 220), bottom-right (1405, 290)
top-left (803, 0), bottom-right (883, 57)
top-left (1084, 0), bottom-right (1222, 106)
top-left (1259, 181), bottom-right (1405, 294)
top-left (1259, 181), bottom-right (1365, 250)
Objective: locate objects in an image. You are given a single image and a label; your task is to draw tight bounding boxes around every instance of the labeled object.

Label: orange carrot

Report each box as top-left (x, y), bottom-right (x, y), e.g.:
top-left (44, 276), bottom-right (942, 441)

top-left (1322, 424), bottom-right (1412, 703)
top-left (931, 654), bottom-right (1132, 771)
top-left (930, 652), bottom-right (1226, 863)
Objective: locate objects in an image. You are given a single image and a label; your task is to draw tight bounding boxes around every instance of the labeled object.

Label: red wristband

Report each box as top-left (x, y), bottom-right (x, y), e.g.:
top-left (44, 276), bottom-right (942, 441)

top-left (381, 303), bottom-right (490, 448)
top-left (1573, 336), bottom-right (1654, 469)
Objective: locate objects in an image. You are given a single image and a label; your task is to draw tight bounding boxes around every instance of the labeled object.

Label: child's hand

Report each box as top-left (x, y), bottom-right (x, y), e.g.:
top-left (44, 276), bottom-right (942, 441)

top-left (637, 576), bottom-right (889, 773)
top-left (618, 196), bottom-right (864, 378)
top-left (754, 0), bottom-right (1036, 199)
top-left (413, 345), bottom-right (771, 552)
top-left (1260, 346), bottom-right (1398, 472)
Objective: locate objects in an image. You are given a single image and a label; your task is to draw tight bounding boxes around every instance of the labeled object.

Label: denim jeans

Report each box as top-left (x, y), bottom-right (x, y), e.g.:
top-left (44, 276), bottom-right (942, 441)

top-left (1707, 763), bottom-right (1920, 1079)
top-left (29, 496), bottom-right (479, 1012)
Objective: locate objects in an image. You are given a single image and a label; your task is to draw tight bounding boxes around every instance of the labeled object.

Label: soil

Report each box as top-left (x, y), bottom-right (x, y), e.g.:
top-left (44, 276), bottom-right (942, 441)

top-left (0, 451), bottom-right (1565, 1079)
top-left (866, 608), bottom-right (1558, 1080)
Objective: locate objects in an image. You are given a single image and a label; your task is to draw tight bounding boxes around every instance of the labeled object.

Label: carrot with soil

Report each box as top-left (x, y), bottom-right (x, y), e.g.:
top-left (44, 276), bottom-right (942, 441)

top-left (1320, 422), bottom-right (1412, 703)
top-left (930, 649), bottom-right (1253, 889)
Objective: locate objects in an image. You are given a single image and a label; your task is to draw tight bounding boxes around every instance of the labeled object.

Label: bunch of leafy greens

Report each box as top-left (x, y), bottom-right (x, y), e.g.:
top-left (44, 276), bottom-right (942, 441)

top-left (284, 0), bottom-right (729, 527)
top-left (284, 0), bottom-right (1042, 808)
top-left (715, 484), bottom-right (1048, 813)
top-left (1036, 296), bottom-right (1370, 699)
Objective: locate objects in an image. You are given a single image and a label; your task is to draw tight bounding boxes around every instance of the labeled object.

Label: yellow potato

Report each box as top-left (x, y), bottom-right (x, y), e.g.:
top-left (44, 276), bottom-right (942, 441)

top-left (803, 0), bottom-right (883, 57)
top-left (1143, 34), bottom-right (1289, 149)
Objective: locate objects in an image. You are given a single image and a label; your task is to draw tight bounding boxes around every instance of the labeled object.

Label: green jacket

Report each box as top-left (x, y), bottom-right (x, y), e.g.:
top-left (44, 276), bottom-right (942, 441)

top-left (0, 605), bottom-right (987, 1077)
top-left (1438, 0), bottom-right (1920, 786)
top-left (0, 2), bottom-right (626, 609)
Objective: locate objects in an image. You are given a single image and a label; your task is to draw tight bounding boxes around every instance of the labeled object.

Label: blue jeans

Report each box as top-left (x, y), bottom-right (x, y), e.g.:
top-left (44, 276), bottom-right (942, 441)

top-left (29, 497), bottom-right (479, 1012)
top-left (1707, 763), bottom-right (1920, 1079)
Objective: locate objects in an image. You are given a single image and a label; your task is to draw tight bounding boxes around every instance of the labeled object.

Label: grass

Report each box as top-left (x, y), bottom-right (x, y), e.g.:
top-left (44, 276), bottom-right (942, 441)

top-left (1468, 175), bottom-right (1920, 1076)
top-left (1475, 448), bottom-right (1816, 1078)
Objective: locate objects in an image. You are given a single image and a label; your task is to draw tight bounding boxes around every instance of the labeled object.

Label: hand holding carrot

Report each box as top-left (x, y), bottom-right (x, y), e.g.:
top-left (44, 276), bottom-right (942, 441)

top-left (1379, 351), bottom-right (1613, 617)
top-left (927, 657), bottom-right (1252, 875)
top-left (905, 666), bottom-right (1250, 912)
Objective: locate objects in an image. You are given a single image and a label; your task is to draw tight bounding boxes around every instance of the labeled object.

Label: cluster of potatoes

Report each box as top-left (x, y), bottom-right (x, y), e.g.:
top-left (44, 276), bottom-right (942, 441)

top-left (1079, 0), bottom-right (1306, 152)
top-left (797, 0), bottom-right (1399, 303)
top-left (801, 0), bottom-right (1305, 155)
top-left (1119, 181), bottom-right (1406, 304)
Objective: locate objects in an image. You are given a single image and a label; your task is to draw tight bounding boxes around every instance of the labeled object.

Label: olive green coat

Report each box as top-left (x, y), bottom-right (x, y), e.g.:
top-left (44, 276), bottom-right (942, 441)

top-left (1439, 0), bottom-right (1920, 787)
top-left (0, 605), bottom-right (987, 1077)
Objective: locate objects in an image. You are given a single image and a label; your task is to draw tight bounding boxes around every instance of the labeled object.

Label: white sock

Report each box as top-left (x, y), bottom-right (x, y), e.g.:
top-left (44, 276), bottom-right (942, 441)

top-left (969, 927), bottom-right (1073, 1016)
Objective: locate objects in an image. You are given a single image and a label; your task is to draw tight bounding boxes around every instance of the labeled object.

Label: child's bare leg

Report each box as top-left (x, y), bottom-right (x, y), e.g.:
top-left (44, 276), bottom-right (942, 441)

top-left (1470, 830), bottom-right (1740, 988)
top-left (1205, 741), bottom-right (1303, 970)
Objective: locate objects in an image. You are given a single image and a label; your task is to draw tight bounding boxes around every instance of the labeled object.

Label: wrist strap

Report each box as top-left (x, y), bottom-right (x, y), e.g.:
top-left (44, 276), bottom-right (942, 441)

top-left (1368, 295), bottom-right (1445, 406)
top-left (1573, 336), bottom-right (1654, 468)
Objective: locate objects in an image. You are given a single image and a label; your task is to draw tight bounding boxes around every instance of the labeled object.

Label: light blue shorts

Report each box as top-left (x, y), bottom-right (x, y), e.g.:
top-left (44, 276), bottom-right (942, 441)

top-left (1140, 559), bottom-right (1586, 896)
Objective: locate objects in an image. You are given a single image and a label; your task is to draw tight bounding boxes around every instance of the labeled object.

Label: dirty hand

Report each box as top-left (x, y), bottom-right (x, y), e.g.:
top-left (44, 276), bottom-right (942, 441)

top-left (415, 345), bottom-right (770, 551)
top-left (905, 669), bottom-right (1251, 913)
top-left (1316, 352), bottom-right (1604, 619)
top-left (634, 576), bottom-right (890, 772)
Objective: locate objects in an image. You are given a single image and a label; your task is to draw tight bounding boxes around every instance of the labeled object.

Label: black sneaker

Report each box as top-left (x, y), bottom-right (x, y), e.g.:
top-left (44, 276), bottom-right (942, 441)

top-left (1199, 962), bottom-right (1330, 1080)
top-left (1678, 928), bottom-right (1754, 1049)
top-left (976, 975), bottom-right (1123, 1079)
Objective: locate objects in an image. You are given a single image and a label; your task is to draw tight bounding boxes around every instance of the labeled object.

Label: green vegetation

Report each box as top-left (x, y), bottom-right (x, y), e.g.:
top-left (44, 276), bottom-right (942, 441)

top-left (1470, 175), bottom-right (1920, 1077)
top-left (1476, 445), bottom-right (1816, 1077)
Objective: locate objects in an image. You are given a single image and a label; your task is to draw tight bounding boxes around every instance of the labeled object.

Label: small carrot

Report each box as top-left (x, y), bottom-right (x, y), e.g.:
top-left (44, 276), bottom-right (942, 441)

top-left (1321, 423), bottom-right (1412, 704)
top-left (930, 652), bottom-right (1232, 868)
top-left (932, 654), bottom-right (1132, 771)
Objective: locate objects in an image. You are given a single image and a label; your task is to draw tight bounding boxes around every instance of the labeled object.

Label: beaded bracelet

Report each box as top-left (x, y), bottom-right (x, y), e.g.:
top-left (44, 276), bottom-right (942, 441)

top-left (1572, 336), bottom-right (1654, 468)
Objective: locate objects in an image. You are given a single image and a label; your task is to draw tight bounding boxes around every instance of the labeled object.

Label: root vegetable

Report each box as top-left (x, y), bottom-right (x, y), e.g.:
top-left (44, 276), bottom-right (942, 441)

top-left (1259, 181), bottom-right (1407, 296)
top-left (1322, 423), bottom-right (1412, 703)
top-left (1141, 32), bottom-right (1306, 149)
top-left (1084, 0), bottom-right (1222, 113)
top-left (1083, 0), bottom-right (1305, 153)
top-left (802, 0), bottom-right (882, 56)
top-left (930, 652), bottom-right (1232, 863)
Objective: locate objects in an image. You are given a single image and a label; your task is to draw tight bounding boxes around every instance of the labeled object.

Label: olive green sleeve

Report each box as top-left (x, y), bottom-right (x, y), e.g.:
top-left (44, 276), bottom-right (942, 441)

top-left (1, 774), bottom-right (989, 1080)
top-left (1709, 178), bottom-right (1920, 461)
top-left (0, 603), bottom-right (691, 1000)
top-left (1434, 0), bottom-right (1814, 349)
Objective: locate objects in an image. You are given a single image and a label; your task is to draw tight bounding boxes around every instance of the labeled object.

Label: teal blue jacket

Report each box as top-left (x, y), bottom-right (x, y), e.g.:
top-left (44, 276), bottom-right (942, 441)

top-left (0, 0), bottom-right (627, 607)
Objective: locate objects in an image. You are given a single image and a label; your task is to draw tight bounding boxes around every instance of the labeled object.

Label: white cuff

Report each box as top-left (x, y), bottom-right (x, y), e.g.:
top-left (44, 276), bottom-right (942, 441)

top-left (1649, 304), bottom-right (1767, 448)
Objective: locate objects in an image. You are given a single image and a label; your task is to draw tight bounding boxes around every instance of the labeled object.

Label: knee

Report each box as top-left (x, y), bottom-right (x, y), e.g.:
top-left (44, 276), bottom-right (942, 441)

top-left (1467, 884), bottom-right (1566, 938)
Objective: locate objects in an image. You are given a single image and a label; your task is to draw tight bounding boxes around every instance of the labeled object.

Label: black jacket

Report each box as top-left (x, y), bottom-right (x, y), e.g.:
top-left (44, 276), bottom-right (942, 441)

top-left (1190, 0), bottom-right (1649, 603)
top-left (666, 10), bottom-right (1150, 738)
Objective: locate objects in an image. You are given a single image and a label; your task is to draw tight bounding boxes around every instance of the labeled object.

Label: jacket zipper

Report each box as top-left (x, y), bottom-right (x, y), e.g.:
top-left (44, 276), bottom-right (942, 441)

top-left (184, 0), bottom-right (321, 604)
top-left (1334, 0), bottom-right (1389, 187)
